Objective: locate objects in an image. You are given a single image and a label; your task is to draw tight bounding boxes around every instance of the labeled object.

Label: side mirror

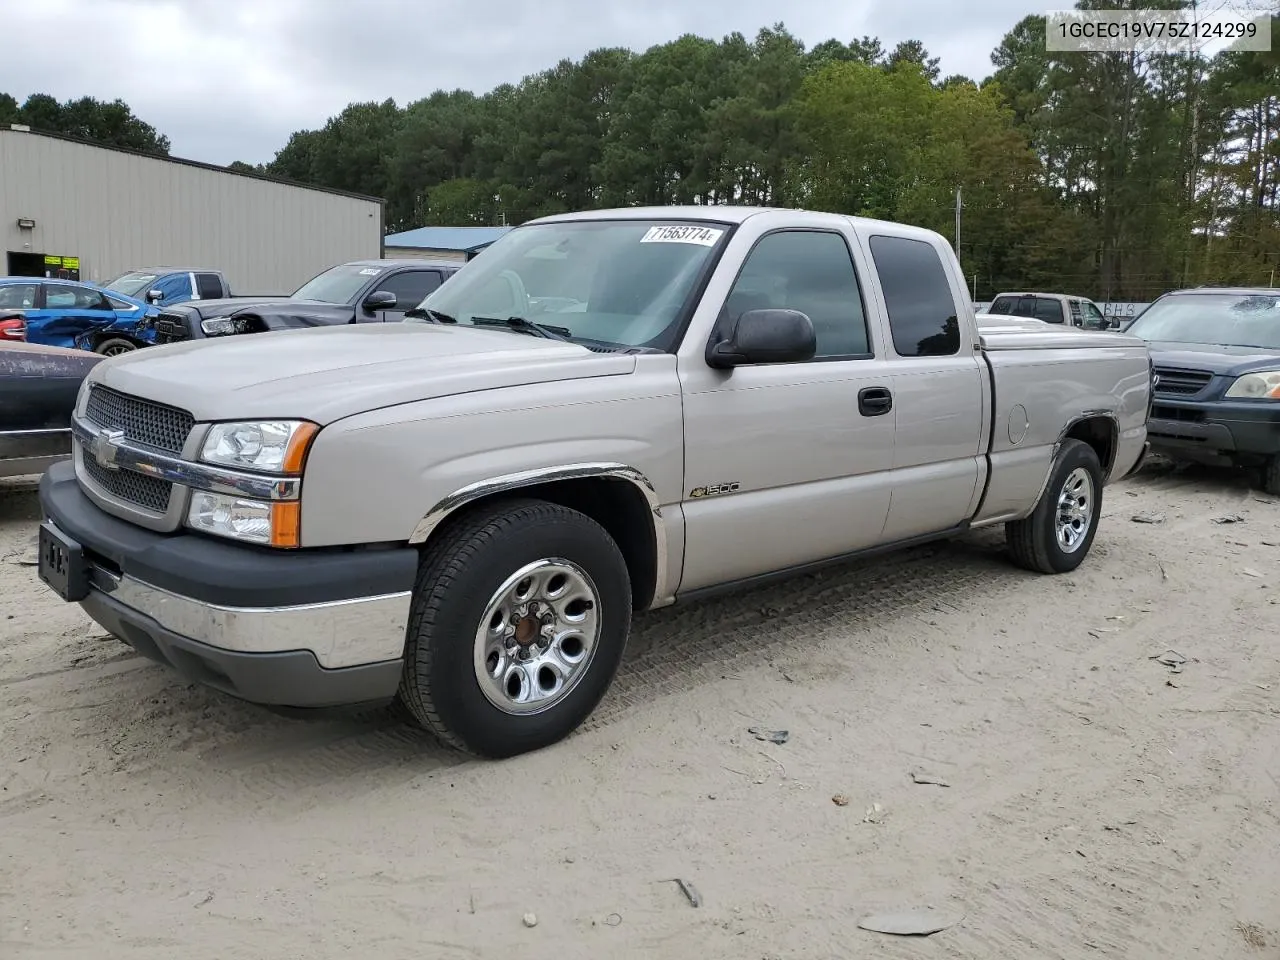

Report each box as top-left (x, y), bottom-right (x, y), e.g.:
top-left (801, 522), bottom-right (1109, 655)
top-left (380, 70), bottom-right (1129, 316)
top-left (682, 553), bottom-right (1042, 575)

top-left (145, 289), bottom-right (163, 304)
top-left (706, 308), bottom-right (817, 369)
top-left (363, 290), bottom-right (397, 311)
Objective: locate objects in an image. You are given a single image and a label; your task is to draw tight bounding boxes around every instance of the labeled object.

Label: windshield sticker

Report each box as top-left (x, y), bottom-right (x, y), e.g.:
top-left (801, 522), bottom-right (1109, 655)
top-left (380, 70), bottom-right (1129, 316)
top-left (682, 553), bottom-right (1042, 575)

top-left (640, 225), bottom-right (724, 247)
top-left (358, 268), bottom-right (382, 276)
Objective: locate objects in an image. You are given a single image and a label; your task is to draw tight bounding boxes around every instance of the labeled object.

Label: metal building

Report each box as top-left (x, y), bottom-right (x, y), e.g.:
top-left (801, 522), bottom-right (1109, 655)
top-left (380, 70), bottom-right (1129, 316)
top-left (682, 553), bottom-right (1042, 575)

top-left (383, 225), bottom-right (513, 263)
top-left (0, 125), bottom-right (384, 295)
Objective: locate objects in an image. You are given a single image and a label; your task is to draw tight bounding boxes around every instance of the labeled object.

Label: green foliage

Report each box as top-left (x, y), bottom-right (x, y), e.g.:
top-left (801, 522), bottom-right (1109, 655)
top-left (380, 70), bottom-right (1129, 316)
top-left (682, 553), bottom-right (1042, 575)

top-left (0, 93), bottom-right (169, 154)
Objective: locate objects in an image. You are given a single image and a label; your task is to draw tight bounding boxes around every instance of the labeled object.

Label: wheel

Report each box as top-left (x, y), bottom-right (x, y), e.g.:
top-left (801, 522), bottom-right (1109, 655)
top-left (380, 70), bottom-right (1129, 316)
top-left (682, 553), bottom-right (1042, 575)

top-left (397, 498), bottom-right (632, 758)
top-left (94, 337), bottom-right (137, 356)
top-left (1006, 438), bottom-right (1104, 574)
top-left (1262, 455), bottom-right (1280, 497)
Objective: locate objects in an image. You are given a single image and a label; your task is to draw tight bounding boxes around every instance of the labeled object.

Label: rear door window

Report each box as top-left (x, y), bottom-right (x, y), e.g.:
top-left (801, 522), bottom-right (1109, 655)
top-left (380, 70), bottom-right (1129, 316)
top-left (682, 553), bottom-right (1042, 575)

top-left (195, 273), bottom-right (224, 299)
top-left (1033, 297), bottom-right (1065, 323)
top-left (868, 235), bottom-right (960, 357)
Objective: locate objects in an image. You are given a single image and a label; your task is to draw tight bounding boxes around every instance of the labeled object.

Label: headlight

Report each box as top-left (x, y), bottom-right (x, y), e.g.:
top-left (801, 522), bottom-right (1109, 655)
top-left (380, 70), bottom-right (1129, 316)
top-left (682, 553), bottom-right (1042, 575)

top-left (187, 493), bottom-right (300, 548)
top-left (1224, 371), bottom-right (1280, 400)
top-left (201, 316), bottom-right (252, 336)
top-left (201, 420), bottom-right (318, 473)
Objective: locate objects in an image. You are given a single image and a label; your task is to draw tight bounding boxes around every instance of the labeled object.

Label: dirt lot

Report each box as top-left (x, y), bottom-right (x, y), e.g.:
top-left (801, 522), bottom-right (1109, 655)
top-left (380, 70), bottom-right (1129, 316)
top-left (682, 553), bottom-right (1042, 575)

top-left (2, 459), bottom-right (1278, 960)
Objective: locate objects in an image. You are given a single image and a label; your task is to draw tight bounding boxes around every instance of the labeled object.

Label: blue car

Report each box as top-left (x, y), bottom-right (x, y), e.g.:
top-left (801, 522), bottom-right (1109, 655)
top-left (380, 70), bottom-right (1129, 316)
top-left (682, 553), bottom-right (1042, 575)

top-left (0, 277), bottom-right (159, 355)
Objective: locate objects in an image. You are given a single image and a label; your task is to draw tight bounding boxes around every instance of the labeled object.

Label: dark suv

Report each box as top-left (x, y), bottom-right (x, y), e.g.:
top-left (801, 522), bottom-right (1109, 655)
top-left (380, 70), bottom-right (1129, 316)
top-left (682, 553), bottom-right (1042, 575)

top-left (1128, 287), bottom-right (1280, 493)
top-left (152, 259), bottom-right (462, 344)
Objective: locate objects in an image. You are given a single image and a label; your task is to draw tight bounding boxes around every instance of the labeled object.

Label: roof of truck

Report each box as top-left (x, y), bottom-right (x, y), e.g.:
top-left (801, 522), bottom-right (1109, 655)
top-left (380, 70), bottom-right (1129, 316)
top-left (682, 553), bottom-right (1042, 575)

top-left (344, 258), bottom-right (462, 270)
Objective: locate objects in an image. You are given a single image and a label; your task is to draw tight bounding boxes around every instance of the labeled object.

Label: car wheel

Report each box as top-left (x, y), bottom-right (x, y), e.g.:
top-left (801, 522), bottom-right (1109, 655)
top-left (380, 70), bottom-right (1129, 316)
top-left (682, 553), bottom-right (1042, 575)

top-left (397, 497), bottom-right (632, 758)
top-left (1262, 455), bottom-right (1280, 497)
top-left (94, 338), bottom-right (137, 356)
top-left (1006, 438), bottom-right (1104, 574)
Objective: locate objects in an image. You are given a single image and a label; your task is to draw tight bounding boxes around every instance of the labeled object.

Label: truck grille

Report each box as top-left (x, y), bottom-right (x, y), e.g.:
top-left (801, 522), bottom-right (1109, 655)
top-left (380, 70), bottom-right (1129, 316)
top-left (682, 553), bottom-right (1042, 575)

top-left (154, 312), bottom-right (190, 343)
top-left (85, 385), bottom-right (193, 454)
top-left (79, 385), bottom-right (194, 516)
top-left (81, 453), bottom-right (173, 513)
top-left (1153, 366), bottom-right (1213, 397)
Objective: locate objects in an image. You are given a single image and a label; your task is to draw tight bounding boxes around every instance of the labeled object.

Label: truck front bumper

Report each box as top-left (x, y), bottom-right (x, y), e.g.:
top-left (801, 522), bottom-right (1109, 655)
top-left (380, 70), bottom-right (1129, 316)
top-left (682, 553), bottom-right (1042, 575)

top-left (37, 462), bottom-right (418, 709)
top-left (1148, 399), bottom-right (1280, 467)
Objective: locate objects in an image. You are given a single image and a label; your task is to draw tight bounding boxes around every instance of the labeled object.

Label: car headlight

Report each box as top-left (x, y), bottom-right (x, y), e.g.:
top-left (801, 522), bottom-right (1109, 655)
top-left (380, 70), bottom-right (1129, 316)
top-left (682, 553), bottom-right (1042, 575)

top-left (1224, 371), bottom-right (1280, 400)
top-left (187, 493), bottom-right (300, 548)
top-left (187, 420), bottom-right (318, 548)
top-left (200, 420), bottom-right (318, 473)
top-left (201, 316), bottom-right (252, 336)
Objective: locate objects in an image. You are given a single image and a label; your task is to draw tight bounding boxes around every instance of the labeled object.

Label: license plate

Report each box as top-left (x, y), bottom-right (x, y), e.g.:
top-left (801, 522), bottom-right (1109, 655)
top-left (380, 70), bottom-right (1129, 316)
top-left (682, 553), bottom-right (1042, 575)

top-left (37, 521), bottom-right (90, 602)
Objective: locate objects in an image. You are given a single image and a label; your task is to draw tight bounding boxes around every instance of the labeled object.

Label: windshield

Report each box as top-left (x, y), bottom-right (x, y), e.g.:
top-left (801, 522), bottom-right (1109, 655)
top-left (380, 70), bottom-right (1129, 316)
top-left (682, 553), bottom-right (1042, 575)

top-left (407, 219), bottom-right (731, 350)
top-left (291, 263), bottom-right (386, 304)
top-left (1127, 292), bottom-right (1280, 350)
top-left (103, 271), bottom-right (159, 298)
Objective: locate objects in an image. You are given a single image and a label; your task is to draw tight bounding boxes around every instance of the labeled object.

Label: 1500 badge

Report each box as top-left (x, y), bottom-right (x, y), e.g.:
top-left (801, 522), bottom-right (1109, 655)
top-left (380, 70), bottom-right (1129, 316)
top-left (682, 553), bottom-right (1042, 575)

top-left (690, 482), bottom-right (740, 498)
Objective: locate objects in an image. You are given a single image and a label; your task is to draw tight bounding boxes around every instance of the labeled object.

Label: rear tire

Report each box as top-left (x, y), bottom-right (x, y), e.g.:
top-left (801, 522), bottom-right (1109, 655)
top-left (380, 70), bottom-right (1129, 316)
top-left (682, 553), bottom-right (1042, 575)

top-left (94, 337), bottom-right (137, 356)
top-left (397, 498), bottom-right (632, 758)
top-left (1006, 439), bottom-right (1104, 574)
top-left (1262, 455), bottom-right (1280, 497)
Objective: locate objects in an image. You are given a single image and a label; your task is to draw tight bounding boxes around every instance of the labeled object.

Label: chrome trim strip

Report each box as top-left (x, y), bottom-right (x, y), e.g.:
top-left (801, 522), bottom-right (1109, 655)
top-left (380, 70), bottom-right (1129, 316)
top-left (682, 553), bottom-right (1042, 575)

top-left (91, 567), bottom-right (411, 670)
top-left (72, 415), bottom-right (300, 501)
top-left (408, 462), bottom-right (672, 610)
top-left (0, 427), bottom-right (71, 460)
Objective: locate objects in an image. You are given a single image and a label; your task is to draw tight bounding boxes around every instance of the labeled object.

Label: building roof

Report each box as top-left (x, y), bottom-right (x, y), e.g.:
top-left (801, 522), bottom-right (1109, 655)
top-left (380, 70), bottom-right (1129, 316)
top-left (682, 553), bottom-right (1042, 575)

top-left (383, 226), bottom-right (514, 251)
top-left (2, 125), bottom-right (384, 204)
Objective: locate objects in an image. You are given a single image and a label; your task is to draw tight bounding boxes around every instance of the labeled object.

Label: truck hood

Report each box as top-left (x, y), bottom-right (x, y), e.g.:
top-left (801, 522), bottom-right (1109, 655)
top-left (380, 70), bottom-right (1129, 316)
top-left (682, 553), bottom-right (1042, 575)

top-left (90, 323), bottom-right (636, 424)
top-left (1146, 340), bottom-right (1280, 377)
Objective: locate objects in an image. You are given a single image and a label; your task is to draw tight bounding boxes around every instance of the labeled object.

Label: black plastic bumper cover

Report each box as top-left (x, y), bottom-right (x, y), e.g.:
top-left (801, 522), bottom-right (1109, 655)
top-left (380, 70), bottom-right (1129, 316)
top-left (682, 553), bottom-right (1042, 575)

top-left (39, 460), bottom-right (419, 608)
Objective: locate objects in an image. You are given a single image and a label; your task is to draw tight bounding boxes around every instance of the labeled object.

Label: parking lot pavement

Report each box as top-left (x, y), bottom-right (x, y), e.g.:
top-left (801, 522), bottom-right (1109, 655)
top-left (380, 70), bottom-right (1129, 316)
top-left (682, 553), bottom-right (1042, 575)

top-left (2, 458), bottom-right (1278, 960)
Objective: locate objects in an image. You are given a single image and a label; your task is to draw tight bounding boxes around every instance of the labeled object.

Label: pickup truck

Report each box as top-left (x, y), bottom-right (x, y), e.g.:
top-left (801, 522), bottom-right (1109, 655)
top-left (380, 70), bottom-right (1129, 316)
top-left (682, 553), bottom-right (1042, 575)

top-left (100, 267), bottom-right (233, 308)
top-left (989, 291), bottom-right (1116, 330)
top-left (35, 206), bottom-right (1152, 759)
top-left (150, 259), bottom-right (463, 343)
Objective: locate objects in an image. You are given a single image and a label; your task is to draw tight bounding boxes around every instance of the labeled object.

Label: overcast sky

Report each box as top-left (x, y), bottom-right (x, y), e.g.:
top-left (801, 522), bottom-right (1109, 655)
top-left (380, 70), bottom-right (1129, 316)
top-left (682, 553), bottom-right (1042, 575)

top-left (2, 0), bottom-right (1036, 167)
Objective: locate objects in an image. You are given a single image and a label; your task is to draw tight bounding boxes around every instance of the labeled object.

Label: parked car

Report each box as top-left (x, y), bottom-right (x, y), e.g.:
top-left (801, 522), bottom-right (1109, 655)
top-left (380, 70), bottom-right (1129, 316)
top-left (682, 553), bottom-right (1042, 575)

top-left (150, 259), bottom-right (463, 343)
top-left (1126, 287), bottom-right (1280, 493)
top-left (0, 277), bottom-right (159, 354)
top-left (989, 291), bottom-right (1116, 330)
top-left (35, 206), bottom-right (1151, 758)
top-left (0, 340), bottom-right (104, 478)
top-left (99, 267), bottom-right (233, 308)
top-left (0, 310), bottom-right (26, 342)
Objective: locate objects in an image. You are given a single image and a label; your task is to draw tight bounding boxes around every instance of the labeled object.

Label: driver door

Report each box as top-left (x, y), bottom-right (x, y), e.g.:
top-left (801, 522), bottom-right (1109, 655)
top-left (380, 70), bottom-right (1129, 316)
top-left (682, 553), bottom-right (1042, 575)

top-left (677, 227), bottom-right (897, 593)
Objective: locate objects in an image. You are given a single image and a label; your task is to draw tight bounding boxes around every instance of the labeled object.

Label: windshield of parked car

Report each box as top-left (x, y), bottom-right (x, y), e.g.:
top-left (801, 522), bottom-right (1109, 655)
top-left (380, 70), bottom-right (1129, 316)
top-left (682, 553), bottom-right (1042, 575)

top-left (103, 271), bottom-right (159, 298)
top-left (1126, 293), bottom-right (1280, 350)
top-left (406, 219), bottom-right (731, 350)
top-left (291, 263), bottom-right (384, 304)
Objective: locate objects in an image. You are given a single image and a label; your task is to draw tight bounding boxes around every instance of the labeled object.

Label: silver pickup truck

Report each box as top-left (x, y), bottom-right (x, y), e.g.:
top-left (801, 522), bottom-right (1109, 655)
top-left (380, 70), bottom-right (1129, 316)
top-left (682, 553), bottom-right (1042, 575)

top-left (35, 206), bottom-right (1152, 758)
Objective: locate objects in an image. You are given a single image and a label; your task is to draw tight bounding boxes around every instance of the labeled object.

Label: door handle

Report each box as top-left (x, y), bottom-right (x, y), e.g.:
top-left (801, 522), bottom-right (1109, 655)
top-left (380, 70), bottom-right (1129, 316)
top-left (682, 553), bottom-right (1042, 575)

top-left (858, 386), bottom-right (893, 417)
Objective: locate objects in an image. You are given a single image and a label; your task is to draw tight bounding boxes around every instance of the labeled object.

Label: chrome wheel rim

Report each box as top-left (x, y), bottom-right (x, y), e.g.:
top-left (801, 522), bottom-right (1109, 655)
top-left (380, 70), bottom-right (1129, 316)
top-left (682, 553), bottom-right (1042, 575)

top-left (1056, 466), bottom-right (1094, 553)
top-left (473, 558), bottom-right (602, 715)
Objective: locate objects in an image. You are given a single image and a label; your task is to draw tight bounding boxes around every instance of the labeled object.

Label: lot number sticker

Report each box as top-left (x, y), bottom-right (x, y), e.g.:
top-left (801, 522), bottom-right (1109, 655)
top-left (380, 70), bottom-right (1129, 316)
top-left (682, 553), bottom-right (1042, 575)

top-left (358, 268), bottom-right (382, 276)
top-left (640, 225), bottom-right (724, 247)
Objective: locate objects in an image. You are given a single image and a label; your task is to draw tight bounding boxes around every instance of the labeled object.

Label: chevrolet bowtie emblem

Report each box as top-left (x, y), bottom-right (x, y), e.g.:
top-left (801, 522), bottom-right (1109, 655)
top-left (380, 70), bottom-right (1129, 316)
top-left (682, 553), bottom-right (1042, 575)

top-left (91, 428), bottom-right (126, 471)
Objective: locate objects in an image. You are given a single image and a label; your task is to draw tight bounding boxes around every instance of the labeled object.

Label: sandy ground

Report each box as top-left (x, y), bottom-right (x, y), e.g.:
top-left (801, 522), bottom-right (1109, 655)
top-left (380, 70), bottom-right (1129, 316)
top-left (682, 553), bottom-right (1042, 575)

top-left (1, 458), bottom-right (1279, 960)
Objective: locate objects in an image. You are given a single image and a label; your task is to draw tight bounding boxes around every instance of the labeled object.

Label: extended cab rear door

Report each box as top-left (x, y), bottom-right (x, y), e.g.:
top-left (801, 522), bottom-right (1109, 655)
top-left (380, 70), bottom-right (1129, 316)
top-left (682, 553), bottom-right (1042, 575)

top-left (676, 213), bottom-right (896, 592)
top-left (855, 228), bottom-right (988, 541)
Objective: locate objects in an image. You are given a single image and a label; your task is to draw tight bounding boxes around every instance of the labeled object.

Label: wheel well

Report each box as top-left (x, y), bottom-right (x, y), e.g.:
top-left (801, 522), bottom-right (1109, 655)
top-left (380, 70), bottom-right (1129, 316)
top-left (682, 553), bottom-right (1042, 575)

top-left (426, 477), bottom-right (659, 611)
top-left (1065, 416), bottom-right (1117, 476)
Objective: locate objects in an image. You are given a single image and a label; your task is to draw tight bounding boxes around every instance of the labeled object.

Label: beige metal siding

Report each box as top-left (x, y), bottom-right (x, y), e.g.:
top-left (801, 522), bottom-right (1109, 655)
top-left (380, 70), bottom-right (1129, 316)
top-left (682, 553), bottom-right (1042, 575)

top-left (0, 128), bottom-right (382, 294)
top-left (383, 246), bottom-right (468, 263)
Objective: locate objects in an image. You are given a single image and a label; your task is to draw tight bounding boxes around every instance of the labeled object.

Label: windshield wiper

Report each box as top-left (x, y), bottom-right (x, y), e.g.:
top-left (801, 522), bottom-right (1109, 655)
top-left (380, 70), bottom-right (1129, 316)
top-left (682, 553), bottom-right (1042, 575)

top-left (471, 315), bottom-right (573, 341)
top-left (404, 307), bottom-right (457, 323)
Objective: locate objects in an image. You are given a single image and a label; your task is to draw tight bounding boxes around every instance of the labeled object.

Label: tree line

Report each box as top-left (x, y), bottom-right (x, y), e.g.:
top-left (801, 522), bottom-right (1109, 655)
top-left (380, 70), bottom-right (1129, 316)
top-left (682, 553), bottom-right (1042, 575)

top-left (4, 7), bottom-right (1277, 300)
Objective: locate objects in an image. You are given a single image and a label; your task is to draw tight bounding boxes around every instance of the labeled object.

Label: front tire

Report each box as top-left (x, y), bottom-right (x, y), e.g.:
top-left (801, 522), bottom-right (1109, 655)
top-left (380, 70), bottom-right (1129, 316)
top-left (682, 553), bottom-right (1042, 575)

top-left (1006, 438), bottom-right (1104, 574)
top-left (397, 498), bottom-right (632, 758)
top-left (94, 337), bottom-right (138, 356)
